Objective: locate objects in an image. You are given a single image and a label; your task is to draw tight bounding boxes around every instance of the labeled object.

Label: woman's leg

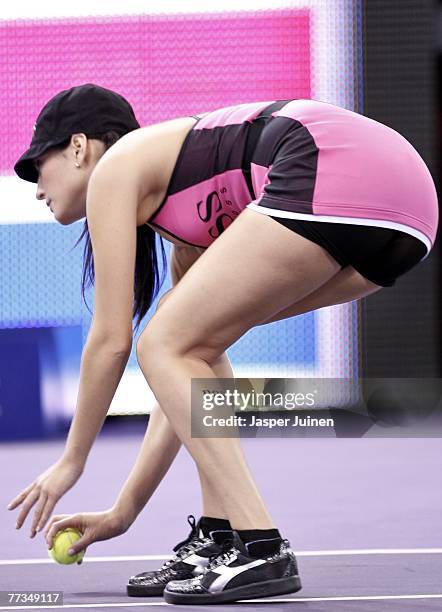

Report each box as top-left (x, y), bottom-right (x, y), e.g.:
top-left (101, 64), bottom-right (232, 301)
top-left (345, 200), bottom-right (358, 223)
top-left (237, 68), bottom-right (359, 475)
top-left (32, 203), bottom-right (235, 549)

top-left (197, 352), bottom-right (233, 519)
top-left (136, 208), bottom-right (344, 530)
top-left (155, 290), bottom-right (234, 520)
top-left (154, 265), bottom-right (382, 522)
top-left (261, 263), bottom-right (383, 324)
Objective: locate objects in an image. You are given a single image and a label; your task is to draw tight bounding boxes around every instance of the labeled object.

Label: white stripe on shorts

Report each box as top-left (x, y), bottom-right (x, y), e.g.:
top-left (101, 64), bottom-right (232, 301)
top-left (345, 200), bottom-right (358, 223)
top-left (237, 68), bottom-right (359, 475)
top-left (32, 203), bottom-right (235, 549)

top-left (246, 202), bottom-right (431, 260)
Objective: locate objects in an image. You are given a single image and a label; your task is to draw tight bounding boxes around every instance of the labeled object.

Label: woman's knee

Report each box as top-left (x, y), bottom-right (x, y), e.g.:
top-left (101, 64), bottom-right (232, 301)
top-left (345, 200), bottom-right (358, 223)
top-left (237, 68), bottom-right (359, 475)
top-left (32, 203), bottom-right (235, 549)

top-left (136, 323), bottom-right (169, 370)
top-left (136, 320), bottom-right (224, 371)
top-left (136, 290), bottom-right (175, 363)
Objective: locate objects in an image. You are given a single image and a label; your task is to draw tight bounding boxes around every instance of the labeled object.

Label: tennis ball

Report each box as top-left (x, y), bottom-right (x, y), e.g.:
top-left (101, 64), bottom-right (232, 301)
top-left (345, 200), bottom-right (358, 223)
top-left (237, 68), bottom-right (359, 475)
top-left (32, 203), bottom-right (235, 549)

top-left (48, 528), bottom-right (85, 565)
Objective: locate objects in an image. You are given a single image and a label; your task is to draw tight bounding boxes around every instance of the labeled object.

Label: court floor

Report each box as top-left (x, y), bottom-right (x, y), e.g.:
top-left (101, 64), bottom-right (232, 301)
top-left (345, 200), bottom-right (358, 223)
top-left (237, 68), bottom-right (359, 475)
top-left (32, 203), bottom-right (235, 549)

top-left (1, 419), bottom-right (441, 611)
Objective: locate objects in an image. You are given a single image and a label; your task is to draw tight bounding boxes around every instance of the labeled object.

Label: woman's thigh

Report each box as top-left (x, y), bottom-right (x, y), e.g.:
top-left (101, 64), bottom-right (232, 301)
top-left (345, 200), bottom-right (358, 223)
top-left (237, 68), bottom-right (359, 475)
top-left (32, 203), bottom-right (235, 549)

top-left (141, 207), bottom-right (342, 363)
top-left (261, 264), bottom-right (383, 325)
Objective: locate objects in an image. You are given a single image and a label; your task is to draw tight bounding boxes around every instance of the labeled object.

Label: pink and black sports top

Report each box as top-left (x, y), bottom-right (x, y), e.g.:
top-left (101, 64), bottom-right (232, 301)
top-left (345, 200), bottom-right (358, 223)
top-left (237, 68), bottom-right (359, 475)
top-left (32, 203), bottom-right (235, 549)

top-left (147, 99), bottom-right (438, 255)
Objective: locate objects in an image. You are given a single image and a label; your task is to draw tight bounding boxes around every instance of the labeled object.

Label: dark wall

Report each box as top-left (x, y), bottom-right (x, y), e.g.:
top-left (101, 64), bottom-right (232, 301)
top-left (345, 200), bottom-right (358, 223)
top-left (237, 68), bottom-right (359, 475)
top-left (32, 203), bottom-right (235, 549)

top-left (361, 0), bottom-right (441, 377)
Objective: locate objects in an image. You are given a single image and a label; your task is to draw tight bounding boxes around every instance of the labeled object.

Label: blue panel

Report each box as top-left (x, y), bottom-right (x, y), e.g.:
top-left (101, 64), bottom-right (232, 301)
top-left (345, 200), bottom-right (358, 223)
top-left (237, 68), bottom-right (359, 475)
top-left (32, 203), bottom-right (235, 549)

top-left (0, 222), bottom-right (83, 328)
top-left (226, 314), bottom-right (316, 365)
top-left (0, 328), bottom-right (44, 440)
top-left (1, 222), bottom-right (317, 369)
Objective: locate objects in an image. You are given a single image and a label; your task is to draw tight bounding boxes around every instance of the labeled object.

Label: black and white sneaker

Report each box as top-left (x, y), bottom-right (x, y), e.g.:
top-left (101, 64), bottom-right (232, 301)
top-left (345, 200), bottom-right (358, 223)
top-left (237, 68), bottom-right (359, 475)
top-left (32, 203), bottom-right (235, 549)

top-left (163, 530), bottom-right (302, 604)
top-left (126, 515), bottom-right (228, 597)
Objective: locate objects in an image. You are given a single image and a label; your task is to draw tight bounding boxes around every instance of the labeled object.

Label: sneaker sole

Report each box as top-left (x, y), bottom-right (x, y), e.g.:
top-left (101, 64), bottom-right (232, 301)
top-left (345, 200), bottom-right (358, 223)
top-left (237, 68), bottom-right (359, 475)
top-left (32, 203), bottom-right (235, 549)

top-left (163, 574), bottom-right (302, 604)
top-left (126, 583), bottom-right (165, 597)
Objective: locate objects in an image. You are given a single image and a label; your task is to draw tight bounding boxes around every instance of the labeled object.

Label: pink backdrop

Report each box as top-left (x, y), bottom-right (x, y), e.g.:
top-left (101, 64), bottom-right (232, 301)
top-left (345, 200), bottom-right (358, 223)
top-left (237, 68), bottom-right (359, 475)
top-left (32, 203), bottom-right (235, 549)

top-left (1, 9), bottom-right (311, 175)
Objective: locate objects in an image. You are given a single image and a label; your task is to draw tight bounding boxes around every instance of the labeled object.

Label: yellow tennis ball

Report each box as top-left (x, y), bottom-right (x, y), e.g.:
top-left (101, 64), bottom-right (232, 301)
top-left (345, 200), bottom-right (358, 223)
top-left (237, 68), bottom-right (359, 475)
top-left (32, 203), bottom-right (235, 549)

top-left (48, 528), bottom-right (85, 565)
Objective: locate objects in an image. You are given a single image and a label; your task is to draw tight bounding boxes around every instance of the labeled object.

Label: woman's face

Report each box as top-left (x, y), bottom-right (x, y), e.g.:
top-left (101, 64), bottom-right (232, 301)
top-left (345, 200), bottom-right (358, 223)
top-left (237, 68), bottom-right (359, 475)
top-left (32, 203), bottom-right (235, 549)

top-left (35, 134), bottom-right (105, 225)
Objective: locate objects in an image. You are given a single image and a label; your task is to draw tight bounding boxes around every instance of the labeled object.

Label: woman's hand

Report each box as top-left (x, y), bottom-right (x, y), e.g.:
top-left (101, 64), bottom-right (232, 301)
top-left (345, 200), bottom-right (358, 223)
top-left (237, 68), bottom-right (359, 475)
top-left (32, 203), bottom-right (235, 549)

top-left (7, 458), bottom-right (84, 538)
top-left (44, 510), bottom-right (127, 559)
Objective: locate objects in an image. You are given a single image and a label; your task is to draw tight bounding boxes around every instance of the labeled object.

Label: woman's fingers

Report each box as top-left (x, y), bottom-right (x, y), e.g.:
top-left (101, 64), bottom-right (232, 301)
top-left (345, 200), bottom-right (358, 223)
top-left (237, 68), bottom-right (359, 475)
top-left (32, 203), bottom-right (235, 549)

top-left (7, 481), bottom-right (36, 511)
top-left (35, 498), bottom-right (57, 535)
top-left (67, 535), bottom-right (88, 558)
top-left (30, 492), bottom-right (49, 538)
top-left (45, 515), bottom-right (76, 549)
top-left (43, 511), bottom-right (122, 555)
top-left (15, 488), bottom-right (40, 530)
top-left (43, 514), bottom-right (69, 541)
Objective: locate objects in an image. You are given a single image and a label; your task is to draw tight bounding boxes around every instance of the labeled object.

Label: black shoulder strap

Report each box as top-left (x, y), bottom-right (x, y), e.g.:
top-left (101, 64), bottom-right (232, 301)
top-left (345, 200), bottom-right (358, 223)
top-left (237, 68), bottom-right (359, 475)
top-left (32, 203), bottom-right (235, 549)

top-left (242, 100), bottom-right (293, 199)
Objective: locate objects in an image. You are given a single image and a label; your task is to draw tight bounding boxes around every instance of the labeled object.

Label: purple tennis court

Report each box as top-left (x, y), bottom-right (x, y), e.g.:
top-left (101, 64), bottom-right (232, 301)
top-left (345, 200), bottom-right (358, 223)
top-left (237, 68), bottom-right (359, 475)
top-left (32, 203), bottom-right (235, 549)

top-left (2, 423), bottom-right (442, 609)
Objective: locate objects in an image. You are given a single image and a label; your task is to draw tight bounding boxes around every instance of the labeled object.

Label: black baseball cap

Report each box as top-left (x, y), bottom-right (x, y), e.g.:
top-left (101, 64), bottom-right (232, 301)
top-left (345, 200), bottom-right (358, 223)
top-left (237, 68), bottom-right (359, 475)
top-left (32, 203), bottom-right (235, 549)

top-left (14, 83), bottom-right (140, 183)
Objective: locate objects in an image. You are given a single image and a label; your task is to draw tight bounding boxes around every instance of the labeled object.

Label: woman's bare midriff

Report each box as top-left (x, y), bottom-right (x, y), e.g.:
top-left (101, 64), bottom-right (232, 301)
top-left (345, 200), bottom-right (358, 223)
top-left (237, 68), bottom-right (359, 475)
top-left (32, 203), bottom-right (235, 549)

top-left (137, 112), bottom-right (211, 248)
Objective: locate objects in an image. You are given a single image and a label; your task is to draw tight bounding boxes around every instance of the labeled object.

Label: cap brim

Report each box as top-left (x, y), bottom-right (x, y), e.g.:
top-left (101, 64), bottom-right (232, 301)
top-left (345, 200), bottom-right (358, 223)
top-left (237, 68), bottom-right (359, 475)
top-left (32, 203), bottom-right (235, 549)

top-left (14, 140), bottom-right (60, 183)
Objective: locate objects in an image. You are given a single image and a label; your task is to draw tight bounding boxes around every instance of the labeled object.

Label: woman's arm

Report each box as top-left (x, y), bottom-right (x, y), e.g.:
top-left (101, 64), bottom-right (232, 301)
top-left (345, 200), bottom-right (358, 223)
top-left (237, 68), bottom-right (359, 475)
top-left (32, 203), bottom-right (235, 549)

top-left (169, 244), bottom-right (206, 283)
top-left (111, 400), bottom-right (181, 528)
top-left (62, 339), bottom-right (131, 466)
top-left (60, 154), bottom-right (142, 466)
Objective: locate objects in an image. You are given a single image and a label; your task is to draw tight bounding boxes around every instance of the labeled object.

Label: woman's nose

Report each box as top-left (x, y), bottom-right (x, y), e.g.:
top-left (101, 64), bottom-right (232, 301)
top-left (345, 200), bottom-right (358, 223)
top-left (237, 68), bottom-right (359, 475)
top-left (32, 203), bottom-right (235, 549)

top-left (36, 185), bottom-right (45, 200)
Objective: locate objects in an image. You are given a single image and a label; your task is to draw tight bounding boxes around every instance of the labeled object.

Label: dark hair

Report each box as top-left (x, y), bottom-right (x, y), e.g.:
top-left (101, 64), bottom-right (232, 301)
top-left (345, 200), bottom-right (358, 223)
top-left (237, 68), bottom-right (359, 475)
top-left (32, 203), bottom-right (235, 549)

top-left (56, 131), bottom-right (167, 335)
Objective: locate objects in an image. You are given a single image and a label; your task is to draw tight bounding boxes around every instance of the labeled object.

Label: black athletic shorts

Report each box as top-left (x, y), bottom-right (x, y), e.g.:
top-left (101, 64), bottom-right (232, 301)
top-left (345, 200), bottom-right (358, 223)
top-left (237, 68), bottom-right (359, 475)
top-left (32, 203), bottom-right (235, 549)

top-left (269, 216), bottom-right (428, 287)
